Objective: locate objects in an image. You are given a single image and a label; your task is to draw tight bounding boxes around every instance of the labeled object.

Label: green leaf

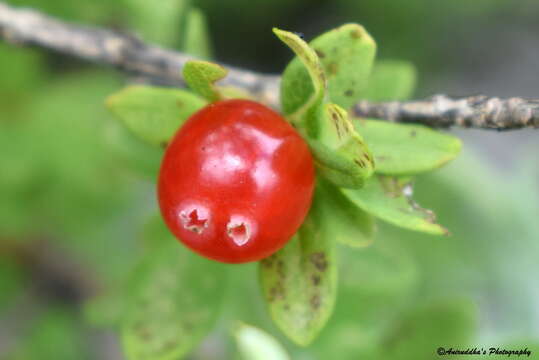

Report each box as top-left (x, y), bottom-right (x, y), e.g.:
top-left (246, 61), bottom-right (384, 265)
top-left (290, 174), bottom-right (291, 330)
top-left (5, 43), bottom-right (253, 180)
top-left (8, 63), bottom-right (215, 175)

top-left (354, 119), bottom-right (462, 175)
top-left (274, 28), bottom-right (326, 124)
top-left (280, 23), bottom-right (376, 114)
top-left (362, 60), bottom-right (417, 101)
top-left (308, 140), bottom-right (364, 189)
top-left (312, 103), bottom-right (375, 188)
top-left (259, 197), bottom-right (337, 346)
top-left (181, 8), bottom-right (213, 59)
top-left (234, 323), bottom-right (291, 360)
top-left (341, 175), bottom-right (448, 235)
top-left (275, 28), bottom-right (376, 189)
top-left (106, 85), bottom-right (207, 147)
top-left (122, 242), bottom-right (227, 360)
top-left (183, 60), bottom-right (228, 102)
top-left (317, 180), bottom-right (375, 247)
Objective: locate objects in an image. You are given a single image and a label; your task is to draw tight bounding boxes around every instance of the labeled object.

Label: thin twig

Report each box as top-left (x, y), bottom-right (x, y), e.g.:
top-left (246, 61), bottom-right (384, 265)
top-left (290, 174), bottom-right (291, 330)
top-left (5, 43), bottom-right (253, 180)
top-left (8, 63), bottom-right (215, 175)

top-left (1, 2), bottom-right (538, 130)
top-left (0, 1), bottom-right (280, 105)
top-left (354, 95), bottom-right (539, 130)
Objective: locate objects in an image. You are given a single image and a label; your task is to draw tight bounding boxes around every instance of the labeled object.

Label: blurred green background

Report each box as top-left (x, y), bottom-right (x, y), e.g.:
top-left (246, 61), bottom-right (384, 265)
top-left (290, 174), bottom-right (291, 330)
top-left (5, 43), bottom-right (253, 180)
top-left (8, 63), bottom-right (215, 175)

top-left (1, 0), bottom-right (538, 359)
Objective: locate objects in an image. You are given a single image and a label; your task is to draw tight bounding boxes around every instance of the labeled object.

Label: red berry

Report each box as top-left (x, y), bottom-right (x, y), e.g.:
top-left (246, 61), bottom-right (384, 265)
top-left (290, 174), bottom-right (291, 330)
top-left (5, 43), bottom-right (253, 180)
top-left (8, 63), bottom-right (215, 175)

top-left (158, 99), bottom-right (315, 263)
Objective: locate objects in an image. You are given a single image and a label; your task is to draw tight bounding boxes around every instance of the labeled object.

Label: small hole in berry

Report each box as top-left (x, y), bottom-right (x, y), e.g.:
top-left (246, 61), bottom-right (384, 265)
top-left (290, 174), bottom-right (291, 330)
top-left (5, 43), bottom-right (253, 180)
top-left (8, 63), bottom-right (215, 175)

top-left (227, 220), bottom-right (250, 246)
top-left (180, 208), bottom-right (208, 234)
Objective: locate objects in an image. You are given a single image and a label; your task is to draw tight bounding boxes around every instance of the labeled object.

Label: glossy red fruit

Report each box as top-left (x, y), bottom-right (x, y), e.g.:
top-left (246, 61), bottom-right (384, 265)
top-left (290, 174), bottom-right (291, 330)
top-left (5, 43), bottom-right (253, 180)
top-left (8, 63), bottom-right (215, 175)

top-left (158, 99), bottom-right (315, 263)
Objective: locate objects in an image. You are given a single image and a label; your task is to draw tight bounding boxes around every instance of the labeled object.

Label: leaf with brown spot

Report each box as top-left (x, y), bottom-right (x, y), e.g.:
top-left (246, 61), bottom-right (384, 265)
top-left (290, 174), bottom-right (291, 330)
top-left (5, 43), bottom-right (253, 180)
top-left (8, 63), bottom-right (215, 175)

top-left (273, 28), bottom-right (326, 125)
top-left (280, 23), bottom-right (376, 113)
top-left (341, 175), bottom-right (448, 235)
top-left (122, 239), bottom-right (227, 360)
top-left (259, 196), bottom-right (337, 346)
top-left (354, 119), bottom-right (462, 175)
top-left (310, 103), bottom-right (375, 189)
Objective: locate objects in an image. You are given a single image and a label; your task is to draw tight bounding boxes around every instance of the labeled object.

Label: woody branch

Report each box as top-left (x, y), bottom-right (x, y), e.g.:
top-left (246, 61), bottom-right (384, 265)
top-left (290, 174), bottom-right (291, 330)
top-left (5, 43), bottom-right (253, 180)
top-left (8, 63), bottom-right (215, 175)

top-left (1, 1), bottom-right (538, 131)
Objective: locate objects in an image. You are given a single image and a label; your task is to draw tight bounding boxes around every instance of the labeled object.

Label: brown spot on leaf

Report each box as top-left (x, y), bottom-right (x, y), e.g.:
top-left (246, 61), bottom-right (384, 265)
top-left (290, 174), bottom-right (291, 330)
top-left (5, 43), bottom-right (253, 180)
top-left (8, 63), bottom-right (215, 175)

top-left (276, 259), bottom-right (285, 278)
top-left (314, 49), bottom-right (326, 58)
top-left (354, 159), bottom-right (366, 168)
top-left (261, 257), bottom-right (275, 268)
top-left (327, 62), bottom-right (338, 76)
top-left (162, 339), bottom-right (179, 351)
top-left (345, 89), bottom-right (354, 97)
top-left (318, 70), bottom-right (327, 83)
top-left (364, 153), bottom-right (372, 162)
top-left (363, 153), bottom-right (373, 166)
top-left (310, 295), bottom-right (321, 309)
top-left (160, 141), bottom-right (169, 149)
top-left (268, 283), bottom-right (285, 302)
top-left (350, 29), bottom-right (362, 39)
top-left (312, 274), bottom-right (321, 286)
top-left (310, 252), bottom-right (328, 272)
top-left (183, 321), bottom-right (194, 331)
top-left (332, 112), bottom-right (344, 139)
top-left (135, 324), bottom-right (152, 340)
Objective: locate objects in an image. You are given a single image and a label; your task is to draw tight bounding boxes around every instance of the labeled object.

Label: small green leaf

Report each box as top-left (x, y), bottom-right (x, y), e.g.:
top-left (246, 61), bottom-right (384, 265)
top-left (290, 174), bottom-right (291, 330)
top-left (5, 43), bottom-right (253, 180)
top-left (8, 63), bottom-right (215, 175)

top-left (182, 60), bottom-right (228, 102)
top-left (234, 323), bottom-right (290, 360)
top-left (181, 8), bottom-right (213, 59)
top-left (280, 24), bottom-right (376, 114)
top-left (308, 140), bottom-right (364, 189)
top-left (106, 85), bottom-right (206, 147)
top-left (308, 104), bottom-right (375, 189)
top-left (259, 197), bottom-right (337, 346)
top-left (354, 119), bottom-right (462, 175)
top-left (122, 242), bottom-right (227, 360)
top-left (362, 60), bottom-right (417, 101)
top-left (341, 175), bottom-right (448, 235)
top-left (274, 27), bottom-right (375, 190)
top-left (317, 180), bottom-right (375, 247)
top-left (273, 28), bottom-right (326, 124)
